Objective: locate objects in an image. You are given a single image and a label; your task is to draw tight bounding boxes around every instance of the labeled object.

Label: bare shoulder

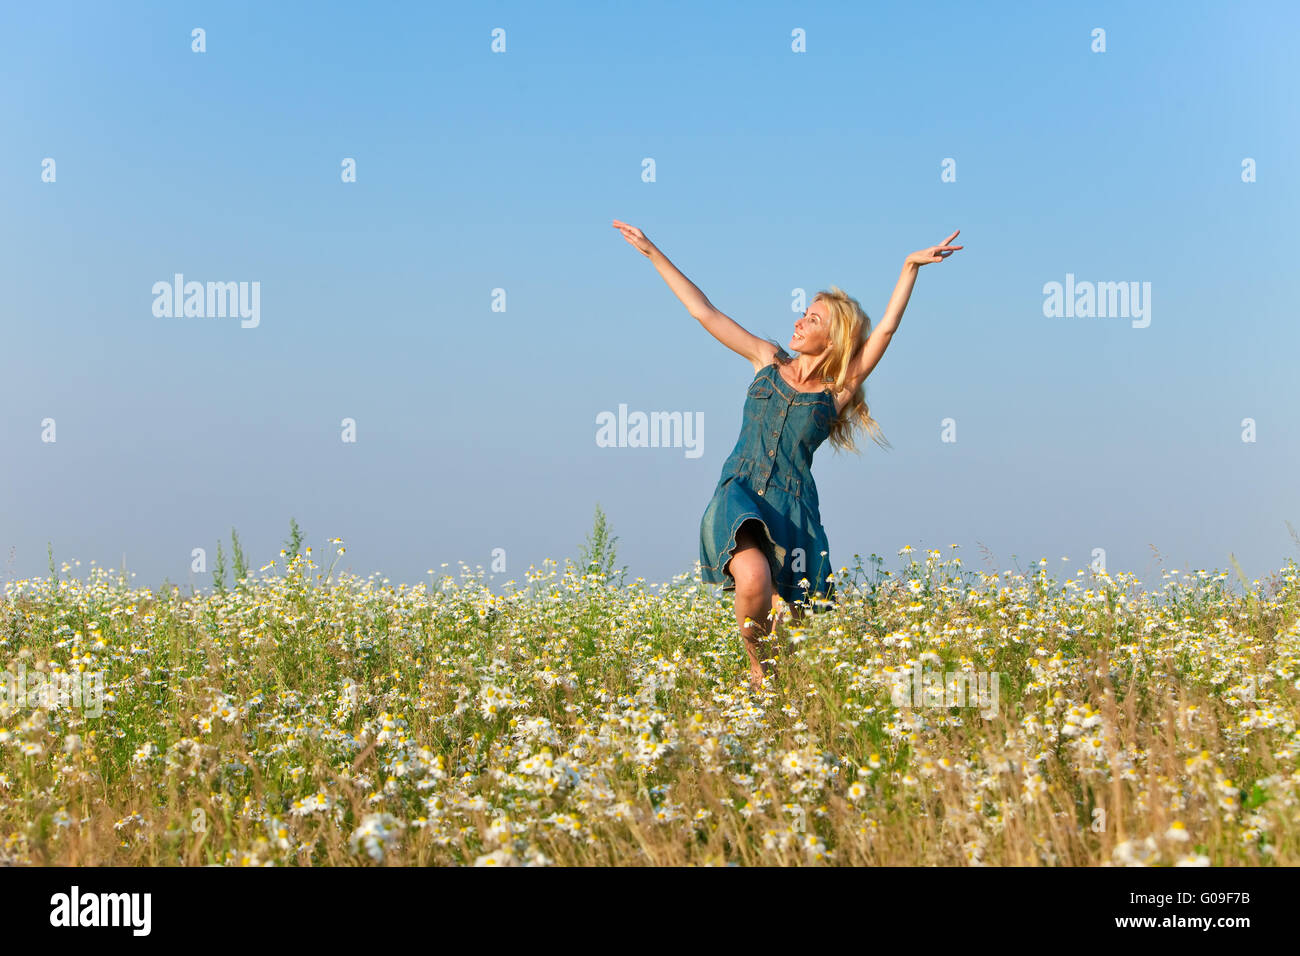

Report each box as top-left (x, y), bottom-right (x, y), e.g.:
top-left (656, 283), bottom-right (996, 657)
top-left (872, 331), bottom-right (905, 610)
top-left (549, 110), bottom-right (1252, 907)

top-left (750, 340), bottom-right (781, 373)
top-left (829, 370), bottom-right (864, 416)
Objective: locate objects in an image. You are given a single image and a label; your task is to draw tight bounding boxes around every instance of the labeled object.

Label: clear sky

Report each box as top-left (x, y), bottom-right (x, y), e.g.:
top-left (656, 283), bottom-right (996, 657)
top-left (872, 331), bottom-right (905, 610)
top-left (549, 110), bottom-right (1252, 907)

top-left (3, 0), bottom-right (1297, 597)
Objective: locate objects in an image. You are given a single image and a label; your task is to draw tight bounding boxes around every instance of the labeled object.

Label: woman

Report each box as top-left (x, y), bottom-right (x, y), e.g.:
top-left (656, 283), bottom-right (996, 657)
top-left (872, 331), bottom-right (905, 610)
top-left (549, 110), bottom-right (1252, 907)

top-left (612, 220), bottom-right (962, 692)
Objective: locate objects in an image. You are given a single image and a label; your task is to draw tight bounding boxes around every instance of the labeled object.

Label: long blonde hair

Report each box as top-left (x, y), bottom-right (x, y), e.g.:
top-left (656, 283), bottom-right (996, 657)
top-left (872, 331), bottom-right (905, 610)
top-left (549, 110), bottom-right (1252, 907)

top-left (776, 285), bottom-right (891, 454)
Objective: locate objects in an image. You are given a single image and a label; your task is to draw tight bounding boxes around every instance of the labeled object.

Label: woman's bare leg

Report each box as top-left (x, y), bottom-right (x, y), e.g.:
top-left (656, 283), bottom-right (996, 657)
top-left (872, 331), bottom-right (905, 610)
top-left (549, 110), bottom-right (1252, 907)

top-left (727, 522), bottom-right (779, 692)
top-left (765, 593), bottom-right (809, 689)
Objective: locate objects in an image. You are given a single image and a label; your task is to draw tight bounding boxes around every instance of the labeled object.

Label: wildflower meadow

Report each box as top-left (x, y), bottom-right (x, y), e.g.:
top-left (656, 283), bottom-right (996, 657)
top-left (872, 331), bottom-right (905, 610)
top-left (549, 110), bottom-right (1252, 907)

top-left (2, 519), bottom-right (1297, 867)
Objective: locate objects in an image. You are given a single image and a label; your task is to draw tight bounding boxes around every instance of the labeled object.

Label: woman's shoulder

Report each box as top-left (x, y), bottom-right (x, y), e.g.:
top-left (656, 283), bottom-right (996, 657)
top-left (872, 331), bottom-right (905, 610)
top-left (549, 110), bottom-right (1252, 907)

top-left (749, 339), bottom-right (785, 374)
top-left (761, 338), bottom-right (792, 365)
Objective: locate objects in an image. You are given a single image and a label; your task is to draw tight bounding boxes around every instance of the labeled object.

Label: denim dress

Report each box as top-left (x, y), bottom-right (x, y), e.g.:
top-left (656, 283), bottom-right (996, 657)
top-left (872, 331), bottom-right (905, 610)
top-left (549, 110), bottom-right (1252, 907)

top-left (699, 355), bottom-right (837, 608)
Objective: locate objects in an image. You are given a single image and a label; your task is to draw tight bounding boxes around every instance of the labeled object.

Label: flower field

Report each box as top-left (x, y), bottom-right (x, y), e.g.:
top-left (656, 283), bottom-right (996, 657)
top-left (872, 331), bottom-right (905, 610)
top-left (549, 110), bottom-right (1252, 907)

top-left (2, 541), bottom-right (1298, 866)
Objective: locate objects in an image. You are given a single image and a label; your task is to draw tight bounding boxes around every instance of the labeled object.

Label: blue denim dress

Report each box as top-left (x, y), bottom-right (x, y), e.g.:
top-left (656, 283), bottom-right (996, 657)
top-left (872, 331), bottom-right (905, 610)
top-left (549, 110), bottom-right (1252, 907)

top-left (699, 355), bottom-right (837, 608)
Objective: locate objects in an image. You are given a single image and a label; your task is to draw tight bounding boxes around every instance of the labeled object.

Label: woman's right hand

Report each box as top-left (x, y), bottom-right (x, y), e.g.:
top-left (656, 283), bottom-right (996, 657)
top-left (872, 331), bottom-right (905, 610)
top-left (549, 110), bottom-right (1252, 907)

top-left (612, 219), bottom-right (658, 258)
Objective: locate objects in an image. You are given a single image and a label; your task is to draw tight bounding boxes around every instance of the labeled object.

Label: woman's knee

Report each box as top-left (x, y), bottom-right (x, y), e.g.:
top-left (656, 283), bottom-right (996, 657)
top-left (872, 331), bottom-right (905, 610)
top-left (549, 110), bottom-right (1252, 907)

top-left (729, 546), bottom-right (772, 594)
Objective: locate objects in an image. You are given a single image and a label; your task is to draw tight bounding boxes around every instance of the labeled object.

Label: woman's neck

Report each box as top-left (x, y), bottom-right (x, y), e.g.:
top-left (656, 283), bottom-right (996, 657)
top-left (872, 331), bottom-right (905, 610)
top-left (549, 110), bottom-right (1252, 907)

top-left (786, 352), bottom-right (828, 386)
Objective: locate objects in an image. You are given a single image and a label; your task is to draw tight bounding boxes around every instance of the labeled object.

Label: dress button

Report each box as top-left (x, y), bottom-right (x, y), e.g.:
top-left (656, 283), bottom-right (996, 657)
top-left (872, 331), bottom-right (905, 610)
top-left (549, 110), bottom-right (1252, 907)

top-left (757, 488), bottom-right (764, 496)
top-left (768, 450), bottom-right (775, 457)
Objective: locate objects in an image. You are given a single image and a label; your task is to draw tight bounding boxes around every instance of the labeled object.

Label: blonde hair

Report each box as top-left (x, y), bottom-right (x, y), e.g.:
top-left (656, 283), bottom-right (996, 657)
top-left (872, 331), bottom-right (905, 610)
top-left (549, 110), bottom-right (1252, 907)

top-left (776, 285), bottom-right (891, 454)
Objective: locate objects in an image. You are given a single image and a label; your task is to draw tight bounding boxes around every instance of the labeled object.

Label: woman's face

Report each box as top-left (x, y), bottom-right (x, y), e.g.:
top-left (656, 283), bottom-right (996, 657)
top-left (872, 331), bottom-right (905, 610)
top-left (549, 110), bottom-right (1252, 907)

top-left (790, 299), bottom-right (830, 355)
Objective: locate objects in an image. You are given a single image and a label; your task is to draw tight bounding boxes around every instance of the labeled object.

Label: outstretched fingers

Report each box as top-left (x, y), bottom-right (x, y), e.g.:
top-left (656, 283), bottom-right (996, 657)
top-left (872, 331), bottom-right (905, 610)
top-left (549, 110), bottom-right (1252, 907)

top-left (932, 229), bottom-right (963, 261)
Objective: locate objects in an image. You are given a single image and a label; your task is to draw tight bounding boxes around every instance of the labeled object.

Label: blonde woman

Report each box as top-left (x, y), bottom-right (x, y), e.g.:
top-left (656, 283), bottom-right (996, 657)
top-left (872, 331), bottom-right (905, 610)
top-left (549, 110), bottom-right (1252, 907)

top-left (613, 220), bottom-right (962, 691)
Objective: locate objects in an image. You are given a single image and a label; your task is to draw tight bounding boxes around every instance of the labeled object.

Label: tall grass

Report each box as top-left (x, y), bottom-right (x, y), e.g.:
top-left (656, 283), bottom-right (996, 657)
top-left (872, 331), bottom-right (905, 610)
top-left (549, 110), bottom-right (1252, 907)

top-left (1, 525), bottom-right (1297, 866)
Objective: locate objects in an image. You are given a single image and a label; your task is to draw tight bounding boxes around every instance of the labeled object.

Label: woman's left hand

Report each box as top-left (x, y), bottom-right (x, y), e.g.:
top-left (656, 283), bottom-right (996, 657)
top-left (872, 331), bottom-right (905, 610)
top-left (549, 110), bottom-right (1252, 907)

top-left (906, 229), bottom-right (963, 266)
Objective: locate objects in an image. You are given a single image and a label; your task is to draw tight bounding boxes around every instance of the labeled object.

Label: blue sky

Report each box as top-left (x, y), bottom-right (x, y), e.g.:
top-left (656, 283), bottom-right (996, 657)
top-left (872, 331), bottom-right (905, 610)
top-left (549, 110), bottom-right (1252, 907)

top-left (2, 0), bottom-right (1297, 597)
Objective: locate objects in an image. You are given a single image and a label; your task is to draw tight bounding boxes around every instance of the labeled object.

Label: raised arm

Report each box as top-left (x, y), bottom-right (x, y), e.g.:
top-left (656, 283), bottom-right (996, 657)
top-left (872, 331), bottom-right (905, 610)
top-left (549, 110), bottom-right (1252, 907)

top-left (845, 229), bottom-right (962, 388)
top-left (612, 219), bottom-right (773, 369)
